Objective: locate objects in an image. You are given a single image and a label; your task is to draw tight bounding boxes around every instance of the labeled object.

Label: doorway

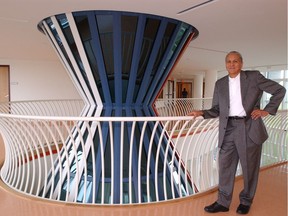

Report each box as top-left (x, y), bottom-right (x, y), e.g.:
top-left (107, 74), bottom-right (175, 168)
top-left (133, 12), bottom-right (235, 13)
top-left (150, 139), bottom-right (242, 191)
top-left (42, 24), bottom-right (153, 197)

top-left (0, 65), bottom-right (10, 103)
top-left (177, 82), bottom-right (192, 98)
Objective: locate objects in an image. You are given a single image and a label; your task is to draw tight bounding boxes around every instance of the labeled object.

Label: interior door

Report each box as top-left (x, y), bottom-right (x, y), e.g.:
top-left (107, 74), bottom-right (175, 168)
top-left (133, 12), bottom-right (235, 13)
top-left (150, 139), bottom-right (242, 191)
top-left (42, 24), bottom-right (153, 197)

top-left (0, 65), bottom-right (10, 103)
top-left (177, 82), bottom-right (192, 98)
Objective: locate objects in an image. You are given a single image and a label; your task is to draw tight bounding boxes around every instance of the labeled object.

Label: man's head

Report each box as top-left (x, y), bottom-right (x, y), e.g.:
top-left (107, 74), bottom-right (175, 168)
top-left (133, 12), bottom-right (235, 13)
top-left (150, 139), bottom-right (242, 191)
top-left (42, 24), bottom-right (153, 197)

top-left (225, 51), bottom-right (243, 78)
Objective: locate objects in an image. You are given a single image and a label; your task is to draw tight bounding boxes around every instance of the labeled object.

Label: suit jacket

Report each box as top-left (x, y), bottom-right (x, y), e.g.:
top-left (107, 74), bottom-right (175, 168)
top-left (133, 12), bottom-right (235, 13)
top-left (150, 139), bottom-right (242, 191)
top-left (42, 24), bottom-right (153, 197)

top-left (203, 70), bottom-right (286, 147)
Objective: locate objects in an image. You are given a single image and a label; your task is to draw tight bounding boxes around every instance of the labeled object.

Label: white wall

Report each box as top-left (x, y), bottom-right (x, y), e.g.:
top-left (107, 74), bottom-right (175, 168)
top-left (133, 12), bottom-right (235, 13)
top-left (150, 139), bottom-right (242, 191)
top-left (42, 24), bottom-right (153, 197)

top-left (0, 59), bottom-right (81, 101)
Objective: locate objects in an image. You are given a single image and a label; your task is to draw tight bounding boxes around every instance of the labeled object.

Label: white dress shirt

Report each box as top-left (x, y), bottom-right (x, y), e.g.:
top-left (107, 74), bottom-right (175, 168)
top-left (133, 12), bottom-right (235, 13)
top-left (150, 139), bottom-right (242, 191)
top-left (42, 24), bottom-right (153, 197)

top-left (228, 74), bottom-right (246, 117)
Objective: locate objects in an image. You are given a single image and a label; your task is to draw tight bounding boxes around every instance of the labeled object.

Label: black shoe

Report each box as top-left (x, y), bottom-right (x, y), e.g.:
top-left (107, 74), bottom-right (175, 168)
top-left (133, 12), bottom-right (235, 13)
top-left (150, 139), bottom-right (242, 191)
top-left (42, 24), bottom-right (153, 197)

top-left (204, 202), bottom-right (229, 213)
top-left (236, 204), bottom-right (250, 214)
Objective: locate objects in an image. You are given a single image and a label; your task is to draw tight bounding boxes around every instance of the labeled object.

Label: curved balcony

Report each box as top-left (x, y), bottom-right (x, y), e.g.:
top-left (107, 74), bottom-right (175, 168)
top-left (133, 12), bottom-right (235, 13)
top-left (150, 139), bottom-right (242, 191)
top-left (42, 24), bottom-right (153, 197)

top-left (0, 99), bottom-right (286, 205)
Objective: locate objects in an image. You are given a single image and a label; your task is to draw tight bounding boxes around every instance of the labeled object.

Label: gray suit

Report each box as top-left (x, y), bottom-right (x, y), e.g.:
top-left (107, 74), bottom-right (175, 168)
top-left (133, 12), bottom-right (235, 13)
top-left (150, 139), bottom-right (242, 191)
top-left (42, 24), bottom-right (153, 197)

top-left (203, 70), bottom-right (286, 207)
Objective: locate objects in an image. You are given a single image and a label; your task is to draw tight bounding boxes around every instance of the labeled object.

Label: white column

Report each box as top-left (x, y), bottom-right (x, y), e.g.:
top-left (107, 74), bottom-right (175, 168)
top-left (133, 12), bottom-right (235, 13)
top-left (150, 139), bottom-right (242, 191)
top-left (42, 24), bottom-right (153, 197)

top-left (203, 70), bottom-right (218, 109)
top-left (204, 70), bottom-right (218, 98)
top-left (193, 74), bottom-right (203, 109)
top-left (193, 74), bottom-right (203, 98)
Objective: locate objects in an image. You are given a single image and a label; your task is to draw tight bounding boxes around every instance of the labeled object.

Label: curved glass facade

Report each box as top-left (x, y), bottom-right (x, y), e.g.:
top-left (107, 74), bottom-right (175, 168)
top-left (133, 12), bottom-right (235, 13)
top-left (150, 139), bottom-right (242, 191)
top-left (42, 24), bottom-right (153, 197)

top-left (38, 11), bottom-right (198, 204)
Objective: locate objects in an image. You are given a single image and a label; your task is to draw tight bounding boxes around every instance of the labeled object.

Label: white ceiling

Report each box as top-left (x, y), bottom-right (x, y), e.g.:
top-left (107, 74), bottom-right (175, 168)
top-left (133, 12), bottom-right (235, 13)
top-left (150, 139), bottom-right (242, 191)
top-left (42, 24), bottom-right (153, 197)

top-left (0, 0), bottom-right (287, 79)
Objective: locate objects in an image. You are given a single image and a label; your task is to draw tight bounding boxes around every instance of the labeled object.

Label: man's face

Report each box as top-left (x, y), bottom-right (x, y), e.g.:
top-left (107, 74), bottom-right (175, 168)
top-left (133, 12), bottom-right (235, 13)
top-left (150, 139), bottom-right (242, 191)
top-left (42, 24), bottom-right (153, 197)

top-left (225, 53), bottom-right (243, 77)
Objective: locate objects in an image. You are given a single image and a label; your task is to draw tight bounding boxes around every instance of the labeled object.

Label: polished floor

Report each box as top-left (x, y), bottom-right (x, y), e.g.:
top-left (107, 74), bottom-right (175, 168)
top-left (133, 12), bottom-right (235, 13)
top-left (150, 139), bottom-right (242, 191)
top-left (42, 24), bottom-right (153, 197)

top-left (0, 136), bottom-right (287, 216)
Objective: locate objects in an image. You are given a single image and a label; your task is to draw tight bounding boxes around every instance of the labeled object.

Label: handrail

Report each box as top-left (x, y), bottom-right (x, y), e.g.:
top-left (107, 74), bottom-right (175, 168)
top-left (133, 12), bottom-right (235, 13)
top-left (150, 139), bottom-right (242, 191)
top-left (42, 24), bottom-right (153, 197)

top-left (0, 99), bottom-right (85, 116)
top-left (0, 99), bottom-right (286, 205)
top-left (154, 97), bottom-right (212, 117)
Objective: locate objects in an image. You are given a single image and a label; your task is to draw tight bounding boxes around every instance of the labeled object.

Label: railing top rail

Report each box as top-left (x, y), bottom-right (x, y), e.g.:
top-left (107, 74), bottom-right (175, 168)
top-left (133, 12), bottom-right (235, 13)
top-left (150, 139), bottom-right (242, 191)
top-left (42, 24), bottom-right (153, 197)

top-left (0, 112), bottom-right (197, 122)
top-left (0, 99), bottom-right (83, 104)
top-left (156, 97), bottom-right (213, 101)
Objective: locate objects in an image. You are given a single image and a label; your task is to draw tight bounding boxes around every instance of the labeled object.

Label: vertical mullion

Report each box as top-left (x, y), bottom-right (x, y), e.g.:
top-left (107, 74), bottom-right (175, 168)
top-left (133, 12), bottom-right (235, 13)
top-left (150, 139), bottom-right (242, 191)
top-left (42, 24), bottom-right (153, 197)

top-left (50, 16), bottom-right (95, 109)
top-left (88, 12), bottom-right (112, 105)
top-left (136, 19), bottom-right (168, 105)
top-left (114, 13), bottom-right (122, 107)
top-left (42, 21), bottom-right (89, 106)
top-left (126, 15), bottom-right (146, 104)
top-left (146, 25), bottom-right (194, 106)
top-left (67, 13), bottom-right (102, 108)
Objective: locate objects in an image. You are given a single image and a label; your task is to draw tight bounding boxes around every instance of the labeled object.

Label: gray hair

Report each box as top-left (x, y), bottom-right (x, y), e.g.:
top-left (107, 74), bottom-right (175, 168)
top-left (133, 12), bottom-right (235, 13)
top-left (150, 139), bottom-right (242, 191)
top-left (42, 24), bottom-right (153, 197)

top-left (226, 51), bottom-right (243, 62)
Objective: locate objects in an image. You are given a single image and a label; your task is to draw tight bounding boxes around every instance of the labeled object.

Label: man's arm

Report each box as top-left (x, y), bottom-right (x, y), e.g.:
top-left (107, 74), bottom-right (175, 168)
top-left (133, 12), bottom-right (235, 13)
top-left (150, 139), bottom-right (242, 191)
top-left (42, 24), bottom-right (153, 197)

top-left (258, 72), bottom-right (286, 115)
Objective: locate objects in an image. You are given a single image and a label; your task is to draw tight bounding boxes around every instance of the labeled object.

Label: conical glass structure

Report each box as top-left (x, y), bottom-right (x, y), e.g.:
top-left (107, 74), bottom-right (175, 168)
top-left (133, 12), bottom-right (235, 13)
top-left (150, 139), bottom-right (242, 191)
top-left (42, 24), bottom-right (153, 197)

top-left (38, 10), bottom-right (198, 204)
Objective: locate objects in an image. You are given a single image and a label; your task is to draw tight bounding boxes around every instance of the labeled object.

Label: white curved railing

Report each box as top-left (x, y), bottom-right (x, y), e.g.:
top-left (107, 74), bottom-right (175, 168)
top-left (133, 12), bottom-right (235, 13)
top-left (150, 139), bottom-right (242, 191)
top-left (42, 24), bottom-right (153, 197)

top-left (0, 99), bottom-right (85, 116)
top-left (261, 110), bottom-right (288, 165)
top-left (154, 98), bottom-right (213, 132)
top-left (0, 99), bottom-right (286, 205)
top-left (154, 97), bottom-right (212, 117)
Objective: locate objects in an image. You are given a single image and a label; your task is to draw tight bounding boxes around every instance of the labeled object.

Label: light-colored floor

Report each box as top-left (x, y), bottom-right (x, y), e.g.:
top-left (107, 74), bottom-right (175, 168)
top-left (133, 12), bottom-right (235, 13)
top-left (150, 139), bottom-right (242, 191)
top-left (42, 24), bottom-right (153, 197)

top-left (0, 136), bottom-right (287, 216)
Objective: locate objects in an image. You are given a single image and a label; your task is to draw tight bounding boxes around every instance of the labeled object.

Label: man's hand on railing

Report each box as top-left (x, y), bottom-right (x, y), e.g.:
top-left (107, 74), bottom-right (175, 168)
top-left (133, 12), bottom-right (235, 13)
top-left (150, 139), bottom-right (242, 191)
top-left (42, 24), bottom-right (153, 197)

top-left (187, 110), bottom-right (204, 118)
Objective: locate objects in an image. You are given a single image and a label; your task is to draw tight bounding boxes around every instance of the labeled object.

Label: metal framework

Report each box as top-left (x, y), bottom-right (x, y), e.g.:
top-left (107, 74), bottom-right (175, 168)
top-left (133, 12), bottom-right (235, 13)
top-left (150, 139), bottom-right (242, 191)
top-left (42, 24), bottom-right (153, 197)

top-left (35, 11), bottom-right (199, 204)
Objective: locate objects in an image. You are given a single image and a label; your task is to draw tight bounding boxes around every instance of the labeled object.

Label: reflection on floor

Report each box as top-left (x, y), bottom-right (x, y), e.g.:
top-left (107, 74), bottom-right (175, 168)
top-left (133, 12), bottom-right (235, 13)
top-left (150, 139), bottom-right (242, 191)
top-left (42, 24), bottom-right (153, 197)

top-left (0, 136), bottom-right (287, 216)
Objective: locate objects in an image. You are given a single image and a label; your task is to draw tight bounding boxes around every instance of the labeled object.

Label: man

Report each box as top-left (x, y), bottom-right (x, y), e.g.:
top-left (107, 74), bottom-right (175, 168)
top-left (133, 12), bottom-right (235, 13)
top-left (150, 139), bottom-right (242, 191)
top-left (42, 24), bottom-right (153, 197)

top-left (188, 51), bottom-right (286, 214)
top-left (182, 88), bottom-right (188, 98)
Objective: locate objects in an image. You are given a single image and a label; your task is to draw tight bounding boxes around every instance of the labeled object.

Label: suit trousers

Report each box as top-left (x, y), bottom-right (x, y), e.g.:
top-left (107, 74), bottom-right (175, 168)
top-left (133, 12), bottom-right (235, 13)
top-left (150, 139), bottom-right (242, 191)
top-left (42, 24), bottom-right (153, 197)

top-left (217, 118), bottom-right (263, 208)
